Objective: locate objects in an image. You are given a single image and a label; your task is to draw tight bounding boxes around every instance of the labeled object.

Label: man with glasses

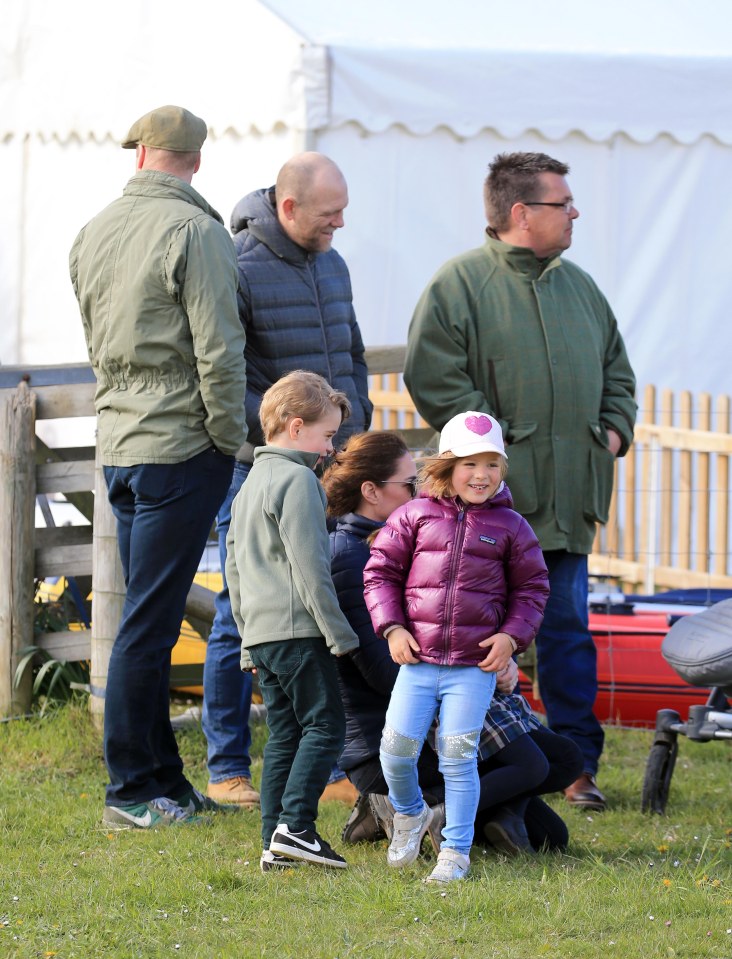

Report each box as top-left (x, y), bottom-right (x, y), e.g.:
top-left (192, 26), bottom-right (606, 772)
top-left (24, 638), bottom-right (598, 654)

top-left (404, 152), bottom-right (636, 811)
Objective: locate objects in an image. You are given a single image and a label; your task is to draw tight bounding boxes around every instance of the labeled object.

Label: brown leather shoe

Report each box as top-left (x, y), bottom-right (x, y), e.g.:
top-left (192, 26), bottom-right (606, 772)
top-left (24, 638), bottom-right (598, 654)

top-left (563, 773), bottom-right (606, 811)
top-left (206, 776), bottom-right (260, 809)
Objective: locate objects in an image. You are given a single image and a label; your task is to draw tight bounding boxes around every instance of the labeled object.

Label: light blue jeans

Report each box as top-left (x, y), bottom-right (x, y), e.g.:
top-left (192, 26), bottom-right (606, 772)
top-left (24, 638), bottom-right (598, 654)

top-left (380, 662), bottom-right (497, 855)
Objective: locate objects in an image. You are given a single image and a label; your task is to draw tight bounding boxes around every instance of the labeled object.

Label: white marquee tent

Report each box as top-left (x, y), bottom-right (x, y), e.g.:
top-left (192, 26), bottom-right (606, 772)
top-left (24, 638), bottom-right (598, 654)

top-left (3, 0), bottom-right (732, 405)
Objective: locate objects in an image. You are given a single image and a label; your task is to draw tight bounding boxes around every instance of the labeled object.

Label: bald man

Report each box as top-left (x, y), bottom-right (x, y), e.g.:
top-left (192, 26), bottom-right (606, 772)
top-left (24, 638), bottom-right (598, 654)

top-left (201, 153), bottom-right (372, 814)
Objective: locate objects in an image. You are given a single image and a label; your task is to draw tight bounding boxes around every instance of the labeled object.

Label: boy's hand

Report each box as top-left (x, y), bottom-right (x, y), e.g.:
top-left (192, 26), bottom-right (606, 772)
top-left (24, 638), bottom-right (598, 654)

top-left (387, 627), bottom-right (421, 665)
top-left (477, 632), bottom-right (514, 673)
top-left (495, 658), bottom-right (519, 693)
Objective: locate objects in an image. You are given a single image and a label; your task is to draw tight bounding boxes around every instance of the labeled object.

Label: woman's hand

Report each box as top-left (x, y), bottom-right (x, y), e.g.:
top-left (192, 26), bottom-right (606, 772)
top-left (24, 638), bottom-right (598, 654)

top-left (477, 632), bottom-right (515, 673)
top-left (495, 657), bottom-right (519, 693)
top-left (387, 627), bottom-right (421, 665)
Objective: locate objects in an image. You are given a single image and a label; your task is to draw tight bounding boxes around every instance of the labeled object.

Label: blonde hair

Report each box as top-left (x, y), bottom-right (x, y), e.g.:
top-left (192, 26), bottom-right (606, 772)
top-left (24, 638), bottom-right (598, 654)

top-left (259, 370), bottom-right (351, 442)
top-left (421, 451), bottom-right (508, 499)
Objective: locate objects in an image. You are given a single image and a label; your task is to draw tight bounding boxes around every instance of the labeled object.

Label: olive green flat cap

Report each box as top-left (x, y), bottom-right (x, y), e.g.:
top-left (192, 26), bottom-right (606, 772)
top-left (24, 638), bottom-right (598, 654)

top-left (121, 105), bottom-right (207, 152)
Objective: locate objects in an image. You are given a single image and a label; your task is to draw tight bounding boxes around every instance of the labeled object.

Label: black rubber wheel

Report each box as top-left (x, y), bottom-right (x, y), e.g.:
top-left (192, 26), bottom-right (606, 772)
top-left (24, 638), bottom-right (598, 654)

top-left (641, 740), bottom-right (678, 814)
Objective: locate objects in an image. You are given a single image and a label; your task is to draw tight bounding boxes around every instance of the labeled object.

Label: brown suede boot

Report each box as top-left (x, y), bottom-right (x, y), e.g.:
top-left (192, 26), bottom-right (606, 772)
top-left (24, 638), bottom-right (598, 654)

top-left (206, 776), bottom-right (260, 809)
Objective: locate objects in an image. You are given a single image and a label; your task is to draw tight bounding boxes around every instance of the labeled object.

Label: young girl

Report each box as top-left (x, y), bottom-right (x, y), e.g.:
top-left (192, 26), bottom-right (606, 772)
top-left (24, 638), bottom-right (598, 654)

top-left (363, 411), bottom-right (549, 883)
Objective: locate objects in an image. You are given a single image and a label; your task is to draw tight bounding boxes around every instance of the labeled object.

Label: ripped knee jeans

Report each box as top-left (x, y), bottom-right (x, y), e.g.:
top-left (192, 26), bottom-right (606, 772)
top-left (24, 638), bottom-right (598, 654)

top-left (380, 662), bottom-right (496, 854)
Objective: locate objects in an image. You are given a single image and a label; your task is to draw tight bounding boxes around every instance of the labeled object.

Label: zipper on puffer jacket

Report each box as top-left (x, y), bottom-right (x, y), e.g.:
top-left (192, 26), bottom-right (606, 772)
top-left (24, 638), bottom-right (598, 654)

top-left (441, 505), bottom-right (467, 663)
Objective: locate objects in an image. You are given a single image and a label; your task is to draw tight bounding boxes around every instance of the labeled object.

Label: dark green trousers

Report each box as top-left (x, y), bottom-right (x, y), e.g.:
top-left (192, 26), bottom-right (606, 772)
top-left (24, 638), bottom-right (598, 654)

top-left (249, 636), bottom-right (346, 847)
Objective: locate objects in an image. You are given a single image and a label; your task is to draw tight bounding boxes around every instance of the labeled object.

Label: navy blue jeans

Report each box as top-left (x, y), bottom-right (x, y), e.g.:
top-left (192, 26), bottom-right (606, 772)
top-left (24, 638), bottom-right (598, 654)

top-left (534, 551), bottom-right (604, 775)
top-left (103, 447), bottom-right (234, 806)
top-left (202, 461), bottom-right (254, 783)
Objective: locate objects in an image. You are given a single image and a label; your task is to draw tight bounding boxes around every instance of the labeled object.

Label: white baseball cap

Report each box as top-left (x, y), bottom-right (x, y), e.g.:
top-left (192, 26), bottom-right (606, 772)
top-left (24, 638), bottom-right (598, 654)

top-left (438, 411), bottom-right (507, 459)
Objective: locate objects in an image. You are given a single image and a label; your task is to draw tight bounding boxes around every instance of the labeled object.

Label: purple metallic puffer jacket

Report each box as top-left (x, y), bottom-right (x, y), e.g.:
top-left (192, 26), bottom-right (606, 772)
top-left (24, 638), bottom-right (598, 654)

top-left (363, 484), bottom-right (549, 666)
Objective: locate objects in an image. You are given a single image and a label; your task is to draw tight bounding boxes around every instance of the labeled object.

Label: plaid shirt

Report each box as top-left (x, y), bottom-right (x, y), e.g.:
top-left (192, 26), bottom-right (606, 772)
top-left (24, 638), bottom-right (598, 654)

top-left (477, 692), bottom-right (543, 761)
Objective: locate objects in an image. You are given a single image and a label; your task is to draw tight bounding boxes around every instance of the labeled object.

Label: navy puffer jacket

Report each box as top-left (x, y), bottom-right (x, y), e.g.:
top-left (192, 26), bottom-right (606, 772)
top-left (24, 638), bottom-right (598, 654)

top-left (363, 485), bottom-right (549, 663)
top-left (330, 513), bottom-right (399, 770)
top-left (230, 188), bottom-right (373, 448)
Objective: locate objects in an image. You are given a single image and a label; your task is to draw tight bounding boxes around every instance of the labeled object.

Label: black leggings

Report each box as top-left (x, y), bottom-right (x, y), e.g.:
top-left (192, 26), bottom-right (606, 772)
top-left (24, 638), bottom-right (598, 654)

top-left (474, 727), bottom-right (584, 851)
top-left (347, 726), bottom-right (582, 852)
top-left (347, 744), bottom-right (444, 807)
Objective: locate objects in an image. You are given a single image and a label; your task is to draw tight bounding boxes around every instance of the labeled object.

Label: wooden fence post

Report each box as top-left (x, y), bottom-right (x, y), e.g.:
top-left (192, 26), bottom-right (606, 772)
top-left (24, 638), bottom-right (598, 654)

top-left (0, 383), bottom-right (36, 717)
top-left (89, 442), bottom-right (125, 730)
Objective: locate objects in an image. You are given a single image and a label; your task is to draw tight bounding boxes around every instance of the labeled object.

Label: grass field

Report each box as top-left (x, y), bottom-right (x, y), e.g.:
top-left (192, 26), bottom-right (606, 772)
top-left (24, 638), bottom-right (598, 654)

top-left (1, 700), bottom-right (730, 959)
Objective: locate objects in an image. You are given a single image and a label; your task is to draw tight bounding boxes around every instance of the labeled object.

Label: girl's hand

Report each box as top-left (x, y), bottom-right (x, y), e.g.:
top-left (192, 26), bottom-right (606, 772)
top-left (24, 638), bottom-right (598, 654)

top-left (387, 627), bottom-right (421, 665)
top-left (477, 632), bottom-right (514, 673)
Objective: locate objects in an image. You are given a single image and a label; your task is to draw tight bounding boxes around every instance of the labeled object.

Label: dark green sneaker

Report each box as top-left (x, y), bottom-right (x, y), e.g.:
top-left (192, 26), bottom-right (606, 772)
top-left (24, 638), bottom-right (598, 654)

top-left (175, 786), bottom-right (239, 815)
top-left (102, 796), bottom-right (202, 830)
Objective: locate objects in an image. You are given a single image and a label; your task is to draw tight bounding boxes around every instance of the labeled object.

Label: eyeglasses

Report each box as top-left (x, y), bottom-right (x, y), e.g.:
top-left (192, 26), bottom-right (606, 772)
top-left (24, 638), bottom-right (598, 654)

top-left (523, 200), bottom-right (575, 214)
top-left (378, 479), bottom-right (418, 497)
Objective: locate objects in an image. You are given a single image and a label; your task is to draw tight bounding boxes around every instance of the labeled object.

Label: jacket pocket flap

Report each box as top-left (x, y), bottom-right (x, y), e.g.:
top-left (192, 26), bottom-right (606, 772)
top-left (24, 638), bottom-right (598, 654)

top-left (507, 423), bottom-right (537, 444)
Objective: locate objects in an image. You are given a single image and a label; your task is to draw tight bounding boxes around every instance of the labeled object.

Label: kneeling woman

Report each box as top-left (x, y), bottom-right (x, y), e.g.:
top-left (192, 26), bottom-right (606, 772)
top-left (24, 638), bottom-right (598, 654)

top-left (321, 430), bottom-right (582, 859)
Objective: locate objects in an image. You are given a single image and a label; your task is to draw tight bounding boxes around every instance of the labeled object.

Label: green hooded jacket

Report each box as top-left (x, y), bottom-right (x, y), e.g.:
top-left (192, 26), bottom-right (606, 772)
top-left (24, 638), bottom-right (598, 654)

top-left (404, 234), bottom-right (637, 554)
top-left (70, 171), bottom-right (247, 464)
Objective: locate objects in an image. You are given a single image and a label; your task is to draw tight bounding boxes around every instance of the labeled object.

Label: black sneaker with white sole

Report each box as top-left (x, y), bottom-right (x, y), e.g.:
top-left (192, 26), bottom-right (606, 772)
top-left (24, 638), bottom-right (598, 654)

top-left (260, 849), bottom-right (301, 873)
top-left (269, 823), bottom-right (348, 868)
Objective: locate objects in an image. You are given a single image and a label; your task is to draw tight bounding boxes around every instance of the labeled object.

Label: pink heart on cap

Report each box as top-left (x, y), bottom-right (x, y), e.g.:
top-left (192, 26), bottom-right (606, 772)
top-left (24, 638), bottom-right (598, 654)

top-left (465, 414), bottom-right (493, 436)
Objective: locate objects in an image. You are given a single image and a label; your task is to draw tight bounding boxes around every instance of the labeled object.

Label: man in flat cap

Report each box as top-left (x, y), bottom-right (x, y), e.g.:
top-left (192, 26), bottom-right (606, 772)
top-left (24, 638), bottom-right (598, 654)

top-left (70, 105), bottom-right (247, 829)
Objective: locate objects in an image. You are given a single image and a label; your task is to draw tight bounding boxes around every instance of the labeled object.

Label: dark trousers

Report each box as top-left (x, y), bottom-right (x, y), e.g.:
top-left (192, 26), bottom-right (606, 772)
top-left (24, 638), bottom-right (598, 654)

top-left (353, 725), bottom-right (582, 852)
top-left (250, 637), bottom-right (346, 847)
top-left (347, 745), bottom-right (445, 807)
top-left (535, 550), bottom-right (605, 775)
top-left (474, 725), bottom-right (584, 850)
top-left (103, 447), bottom-right (233, 806)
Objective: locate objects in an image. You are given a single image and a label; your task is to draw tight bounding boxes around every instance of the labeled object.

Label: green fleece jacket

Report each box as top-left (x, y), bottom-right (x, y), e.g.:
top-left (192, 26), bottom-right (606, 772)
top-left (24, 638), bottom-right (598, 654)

top-left (70, 170), bottom-right (247, 464)
top-left (226, 446), bottom-right (359, 669)
top-left (404, 234), bottom-right (637, 554)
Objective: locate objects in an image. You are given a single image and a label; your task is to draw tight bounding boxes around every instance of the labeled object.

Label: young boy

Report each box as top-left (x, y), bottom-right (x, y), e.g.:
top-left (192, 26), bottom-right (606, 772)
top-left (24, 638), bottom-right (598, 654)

top-left (226, 370), bottom-right (359, 872)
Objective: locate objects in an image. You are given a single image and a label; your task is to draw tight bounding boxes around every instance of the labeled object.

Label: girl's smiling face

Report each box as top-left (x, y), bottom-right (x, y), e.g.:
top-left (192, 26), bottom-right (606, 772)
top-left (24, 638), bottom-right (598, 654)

top-left (450, 451), bottom-right (505, 505)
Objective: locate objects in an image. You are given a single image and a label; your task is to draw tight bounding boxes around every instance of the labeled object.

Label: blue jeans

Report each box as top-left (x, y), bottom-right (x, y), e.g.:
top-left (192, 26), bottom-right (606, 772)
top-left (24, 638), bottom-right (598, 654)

top-left (103, 447), bottom-right (234, 806)
top-left (534, 551), bottom-right (604, 775)
top-left (380, 662), bottom-right (496, 855)
top-left (250, 637), bottom-right (346, 847)
top-left (202, 461), bottom-right (254, 783)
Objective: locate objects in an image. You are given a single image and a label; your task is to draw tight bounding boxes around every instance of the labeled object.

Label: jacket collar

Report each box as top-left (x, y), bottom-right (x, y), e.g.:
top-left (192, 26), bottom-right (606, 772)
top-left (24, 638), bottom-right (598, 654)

top-left (253, 445), bottom-right (320, 470)
top-left (336, 512), bottom-right (384, 538)
top-left (483, 229), bottom-right (562, 281)
top-left (230, 187), bottom-right (313, 265)
top-left (123, 171), bottom-right (224, 225)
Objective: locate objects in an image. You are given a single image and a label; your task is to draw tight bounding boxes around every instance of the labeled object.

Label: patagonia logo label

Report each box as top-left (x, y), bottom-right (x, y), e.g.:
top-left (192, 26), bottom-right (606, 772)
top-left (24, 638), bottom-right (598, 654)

top-left (480, 535), bottom-right (496, 544)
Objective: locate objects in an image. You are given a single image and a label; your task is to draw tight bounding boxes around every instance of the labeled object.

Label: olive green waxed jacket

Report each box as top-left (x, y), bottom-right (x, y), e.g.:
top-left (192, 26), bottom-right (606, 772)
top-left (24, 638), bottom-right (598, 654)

top-left (404, 234), bottom-right (637, 554)
top-left (70, 171), bottom-right (247, 465)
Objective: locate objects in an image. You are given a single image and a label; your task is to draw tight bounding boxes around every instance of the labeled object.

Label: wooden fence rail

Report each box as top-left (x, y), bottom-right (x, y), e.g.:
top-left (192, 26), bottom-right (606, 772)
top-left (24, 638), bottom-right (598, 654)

top-left (1, 353), bottom-right (731, 719)
top-left (367, 369), bottom-right (732, 595)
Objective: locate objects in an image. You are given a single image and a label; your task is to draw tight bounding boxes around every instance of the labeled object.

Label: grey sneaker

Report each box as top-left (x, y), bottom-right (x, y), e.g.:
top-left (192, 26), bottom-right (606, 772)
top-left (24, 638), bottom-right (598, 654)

top-left (427, 802), bottom-right (446, 855)
top-left (387, 802), bottom-right (433, 867)
top-left (175, 785), bottom-right (239, 815)
top-left (368, 794), bottom-right (396, 841)
top-left (424, 848), bottom-right (470, 883)
top-left (102, 796), bottom-right (202, 830)
top-left (342, 794), bottom-right (385, 844)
